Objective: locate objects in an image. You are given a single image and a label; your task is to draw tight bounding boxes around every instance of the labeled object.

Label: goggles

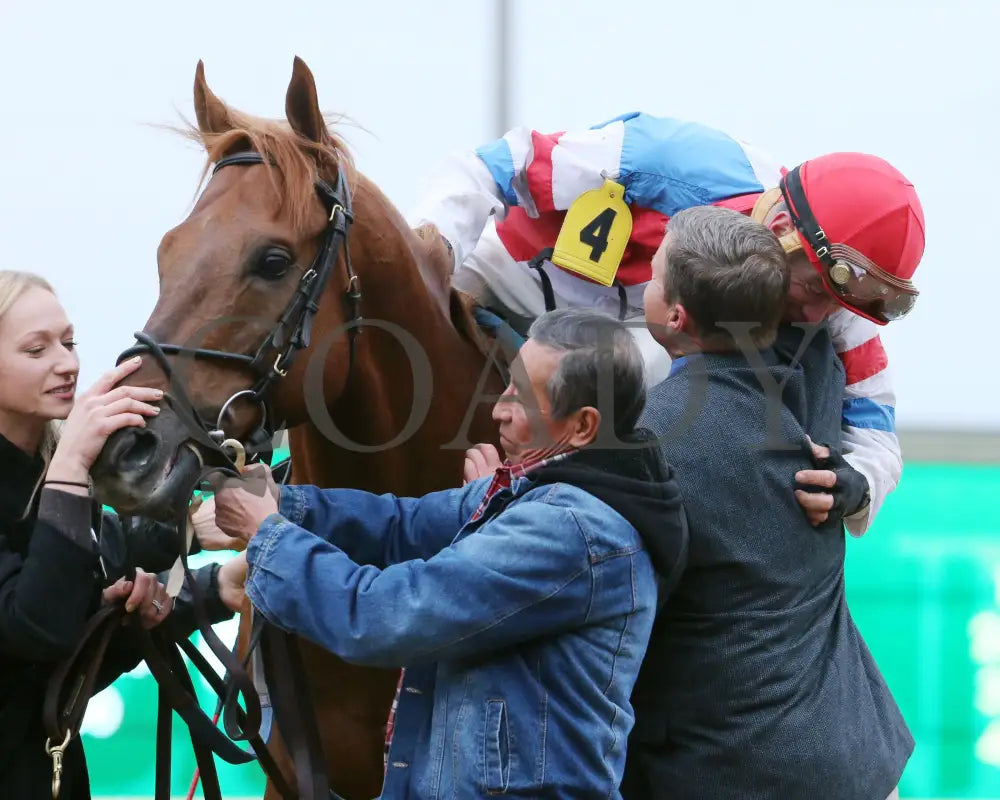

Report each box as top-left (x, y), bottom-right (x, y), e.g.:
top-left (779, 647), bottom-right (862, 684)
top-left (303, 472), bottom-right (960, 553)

top-left (775, 166), bottom-right (920, 325)
top-left (818, 242), bottom-right (917, 323)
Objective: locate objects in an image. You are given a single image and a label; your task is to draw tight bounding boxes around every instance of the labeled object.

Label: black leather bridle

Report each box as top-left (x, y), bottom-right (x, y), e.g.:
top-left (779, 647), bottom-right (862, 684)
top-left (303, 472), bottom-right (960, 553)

top-left (81, 150), bottom-right (366, 800)
top-left (117, 150), bottom-right (363, 467)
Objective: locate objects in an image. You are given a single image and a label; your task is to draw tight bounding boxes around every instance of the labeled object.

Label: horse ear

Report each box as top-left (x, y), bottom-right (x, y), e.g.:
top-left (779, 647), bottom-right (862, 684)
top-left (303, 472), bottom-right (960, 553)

top-left (193, 60), bottom-right (233, 136)
top-left (285, 56), bottom-right (329, 145)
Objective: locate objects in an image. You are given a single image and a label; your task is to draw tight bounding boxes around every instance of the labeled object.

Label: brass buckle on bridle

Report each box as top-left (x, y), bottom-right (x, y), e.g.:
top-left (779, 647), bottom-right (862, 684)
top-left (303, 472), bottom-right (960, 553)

top-left (273, 351), bottom-right (290, 378)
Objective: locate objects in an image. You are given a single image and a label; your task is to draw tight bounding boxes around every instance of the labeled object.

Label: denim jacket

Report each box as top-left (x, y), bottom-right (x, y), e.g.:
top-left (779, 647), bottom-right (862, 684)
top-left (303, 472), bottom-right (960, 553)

top-left (245, 441), bottom-right (686, 799)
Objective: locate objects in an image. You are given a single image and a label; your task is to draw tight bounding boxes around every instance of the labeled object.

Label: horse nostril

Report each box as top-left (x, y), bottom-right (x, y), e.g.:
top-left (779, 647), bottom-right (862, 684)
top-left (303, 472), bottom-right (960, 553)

top-left (117, 428), bottom-right (160, 475)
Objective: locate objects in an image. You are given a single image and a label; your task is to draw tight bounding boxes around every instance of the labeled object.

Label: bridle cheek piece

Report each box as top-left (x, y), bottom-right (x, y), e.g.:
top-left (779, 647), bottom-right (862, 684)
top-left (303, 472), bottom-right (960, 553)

top-left (116, 151), bottom-right (363, 470)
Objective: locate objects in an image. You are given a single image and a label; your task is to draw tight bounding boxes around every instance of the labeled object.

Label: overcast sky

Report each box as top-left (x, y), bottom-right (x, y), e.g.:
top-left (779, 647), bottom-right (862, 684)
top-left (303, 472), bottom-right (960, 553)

top-left (0, 0), bottom-right (995, 429)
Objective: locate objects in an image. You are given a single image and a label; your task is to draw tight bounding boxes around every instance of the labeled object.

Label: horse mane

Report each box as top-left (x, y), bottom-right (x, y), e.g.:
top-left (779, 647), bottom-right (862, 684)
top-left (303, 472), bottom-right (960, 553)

top-left (180, 108), bottom-right (356, 233)
top-left (179, 105), bottom-right (509, 369)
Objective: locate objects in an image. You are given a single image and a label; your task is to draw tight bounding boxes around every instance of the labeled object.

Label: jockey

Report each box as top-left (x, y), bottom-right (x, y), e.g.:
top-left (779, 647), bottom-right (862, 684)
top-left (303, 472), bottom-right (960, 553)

top-left (409, 111), bottom-right (926, 536)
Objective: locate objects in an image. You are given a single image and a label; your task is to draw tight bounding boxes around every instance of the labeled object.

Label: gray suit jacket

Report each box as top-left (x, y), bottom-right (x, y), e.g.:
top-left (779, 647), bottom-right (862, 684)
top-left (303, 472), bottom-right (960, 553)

top-left (622, 325), bottom-right (912, 800)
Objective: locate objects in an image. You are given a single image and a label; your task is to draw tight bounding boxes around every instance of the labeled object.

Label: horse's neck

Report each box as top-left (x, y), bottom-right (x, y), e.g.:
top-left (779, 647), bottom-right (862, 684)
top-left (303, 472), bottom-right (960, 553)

top-left (286, 179), bottom-right (501, 497)
top-left (286, 348), bottom-right (491, 496)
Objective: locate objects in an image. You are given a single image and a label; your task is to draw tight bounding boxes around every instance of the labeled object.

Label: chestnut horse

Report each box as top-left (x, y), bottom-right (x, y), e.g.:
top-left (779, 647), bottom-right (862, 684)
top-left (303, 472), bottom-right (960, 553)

top-left (92, 57), bottom-right (507, 799)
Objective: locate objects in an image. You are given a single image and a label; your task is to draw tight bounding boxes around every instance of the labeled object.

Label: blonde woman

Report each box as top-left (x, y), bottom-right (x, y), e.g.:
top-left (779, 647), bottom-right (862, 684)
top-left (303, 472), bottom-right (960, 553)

top-left (0, 271), bottom-right (233, 799)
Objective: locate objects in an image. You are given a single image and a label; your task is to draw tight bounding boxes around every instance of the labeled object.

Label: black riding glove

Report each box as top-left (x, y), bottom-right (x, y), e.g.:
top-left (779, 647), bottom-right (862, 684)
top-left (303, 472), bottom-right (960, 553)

top-left (797, 444), bottom-right (871, 519)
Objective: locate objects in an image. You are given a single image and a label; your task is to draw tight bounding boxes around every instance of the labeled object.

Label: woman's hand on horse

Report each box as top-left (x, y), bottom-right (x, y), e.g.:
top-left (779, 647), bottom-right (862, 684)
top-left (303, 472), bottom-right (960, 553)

top-left (48, 357), bottom-right (162, 480)
top-left (103, 568), bottom-right (174, 629)
top-left (463, 443), bottom-right (503, 485)
top-left (191, 496), bottom-right (247, 552)
top-left (217, 553), bottom-right (249, 613)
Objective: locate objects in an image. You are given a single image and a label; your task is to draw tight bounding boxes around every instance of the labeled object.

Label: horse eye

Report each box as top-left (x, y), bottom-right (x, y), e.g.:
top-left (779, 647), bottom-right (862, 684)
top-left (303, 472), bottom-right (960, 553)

top-left (254, 247), bottom-right (293, 280)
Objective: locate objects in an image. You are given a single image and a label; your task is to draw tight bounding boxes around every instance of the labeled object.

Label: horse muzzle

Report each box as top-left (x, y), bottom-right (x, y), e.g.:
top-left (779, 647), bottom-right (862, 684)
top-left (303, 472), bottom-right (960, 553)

top-left (91, 406), bottom-right (204, 520)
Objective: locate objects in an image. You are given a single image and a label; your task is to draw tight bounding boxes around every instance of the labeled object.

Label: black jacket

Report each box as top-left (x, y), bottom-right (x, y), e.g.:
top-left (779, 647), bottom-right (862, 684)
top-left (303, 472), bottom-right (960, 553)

top-left (0, 433), bottom-right (233, 799)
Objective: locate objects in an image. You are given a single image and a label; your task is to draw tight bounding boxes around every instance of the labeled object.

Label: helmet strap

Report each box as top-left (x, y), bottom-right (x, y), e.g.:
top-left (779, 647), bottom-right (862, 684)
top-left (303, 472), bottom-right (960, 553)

top-left (779, 166), bottom-right (838, 270)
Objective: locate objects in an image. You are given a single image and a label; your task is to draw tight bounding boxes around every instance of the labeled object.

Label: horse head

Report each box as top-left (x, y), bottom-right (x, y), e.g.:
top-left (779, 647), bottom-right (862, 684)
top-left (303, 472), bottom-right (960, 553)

top-left (92, 57), bottom-right (507, 797)
top-left (91, 57), bottom-right (358, 516)
top-left (92, 57), bottom-right (502, 522)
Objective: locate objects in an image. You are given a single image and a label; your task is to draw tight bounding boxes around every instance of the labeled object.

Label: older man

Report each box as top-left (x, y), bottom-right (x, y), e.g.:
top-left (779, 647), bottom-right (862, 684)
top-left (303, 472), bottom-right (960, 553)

top-left (623, 205), bottom-right (910, 800)
top-left (212, 308), bottom-right (688, 800)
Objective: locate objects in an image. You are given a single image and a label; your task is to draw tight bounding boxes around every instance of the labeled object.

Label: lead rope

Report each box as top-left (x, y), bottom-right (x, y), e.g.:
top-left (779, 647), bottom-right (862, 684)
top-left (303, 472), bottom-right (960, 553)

top-left (183, 440), bottom-right (298, 800)
top-left (181, 438), bottom-right (243, 800)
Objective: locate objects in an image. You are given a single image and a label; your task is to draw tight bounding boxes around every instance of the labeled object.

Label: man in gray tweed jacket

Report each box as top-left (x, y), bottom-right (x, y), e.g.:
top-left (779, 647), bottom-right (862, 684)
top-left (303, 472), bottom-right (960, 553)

top-left (621, 205), bottom-right (911, 800)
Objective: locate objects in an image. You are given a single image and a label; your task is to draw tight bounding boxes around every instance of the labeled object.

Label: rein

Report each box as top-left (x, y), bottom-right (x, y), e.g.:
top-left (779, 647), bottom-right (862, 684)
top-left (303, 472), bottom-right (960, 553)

top-left (43, 151), bottom-right (362, 799)
top-left (42, 475), bottom-right (298, 800)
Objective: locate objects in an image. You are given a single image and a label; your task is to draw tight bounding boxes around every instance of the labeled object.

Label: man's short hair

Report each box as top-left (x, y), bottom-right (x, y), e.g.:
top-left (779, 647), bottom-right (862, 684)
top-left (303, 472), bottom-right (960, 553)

top-left (663, 205), bottom-right (789, 348)
top-left (527, 308), bottom-right (645, 437)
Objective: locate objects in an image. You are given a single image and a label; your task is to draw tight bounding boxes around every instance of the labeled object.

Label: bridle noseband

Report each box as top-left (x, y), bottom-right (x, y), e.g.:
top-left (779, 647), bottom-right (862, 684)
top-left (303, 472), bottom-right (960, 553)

top-left (117, 150), bottom-right (363, 467)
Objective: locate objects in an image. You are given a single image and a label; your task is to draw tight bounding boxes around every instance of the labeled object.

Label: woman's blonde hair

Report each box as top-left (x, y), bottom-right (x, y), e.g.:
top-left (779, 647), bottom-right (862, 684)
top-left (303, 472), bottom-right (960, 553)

top-left (0, 271), bottom-right (64, 502)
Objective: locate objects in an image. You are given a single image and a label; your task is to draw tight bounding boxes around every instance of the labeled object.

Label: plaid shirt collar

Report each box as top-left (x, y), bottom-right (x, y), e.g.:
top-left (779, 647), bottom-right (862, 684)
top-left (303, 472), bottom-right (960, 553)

top-left (469, 444), bottom-right (574, 522)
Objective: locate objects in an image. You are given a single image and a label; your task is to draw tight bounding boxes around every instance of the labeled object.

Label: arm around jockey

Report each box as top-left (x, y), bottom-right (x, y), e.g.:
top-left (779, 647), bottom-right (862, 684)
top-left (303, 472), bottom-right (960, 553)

top-left (748, 153), bottom-right (923, 533)
top-left (411, 113), bottom-right (925, 535)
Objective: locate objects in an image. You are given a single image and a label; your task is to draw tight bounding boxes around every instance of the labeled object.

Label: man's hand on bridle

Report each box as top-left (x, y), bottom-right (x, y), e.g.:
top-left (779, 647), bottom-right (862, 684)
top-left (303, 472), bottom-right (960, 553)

top-left (191, 496), bottom-right (247, 552)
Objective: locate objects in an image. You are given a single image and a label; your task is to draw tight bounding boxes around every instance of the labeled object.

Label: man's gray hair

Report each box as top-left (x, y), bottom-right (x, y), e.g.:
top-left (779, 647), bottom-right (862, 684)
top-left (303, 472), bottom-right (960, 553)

top-left (663, 205), bottom-right (789, 348)
top-left (527, 308), bottom-right (645, 436)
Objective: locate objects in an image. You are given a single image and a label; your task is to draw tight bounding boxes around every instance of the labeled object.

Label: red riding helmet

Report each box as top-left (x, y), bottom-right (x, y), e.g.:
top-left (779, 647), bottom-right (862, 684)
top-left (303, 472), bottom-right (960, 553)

top-left (773, 152), bottom-right (925, 325)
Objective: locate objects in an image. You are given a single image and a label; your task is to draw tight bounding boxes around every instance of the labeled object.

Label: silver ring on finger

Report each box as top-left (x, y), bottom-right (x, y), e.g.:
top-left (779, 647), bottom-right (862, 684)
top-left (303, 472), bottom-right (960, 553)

top-left (151, 598), bottom-right (164, 615)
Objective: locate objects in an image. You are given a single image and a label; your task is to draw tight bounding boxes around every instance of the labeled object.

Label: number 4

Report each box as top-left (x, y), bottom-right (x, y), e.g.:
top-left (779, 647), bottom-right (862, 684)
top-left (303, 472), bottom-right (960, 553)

top-left (579, 208), bottom-right (617, 262)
